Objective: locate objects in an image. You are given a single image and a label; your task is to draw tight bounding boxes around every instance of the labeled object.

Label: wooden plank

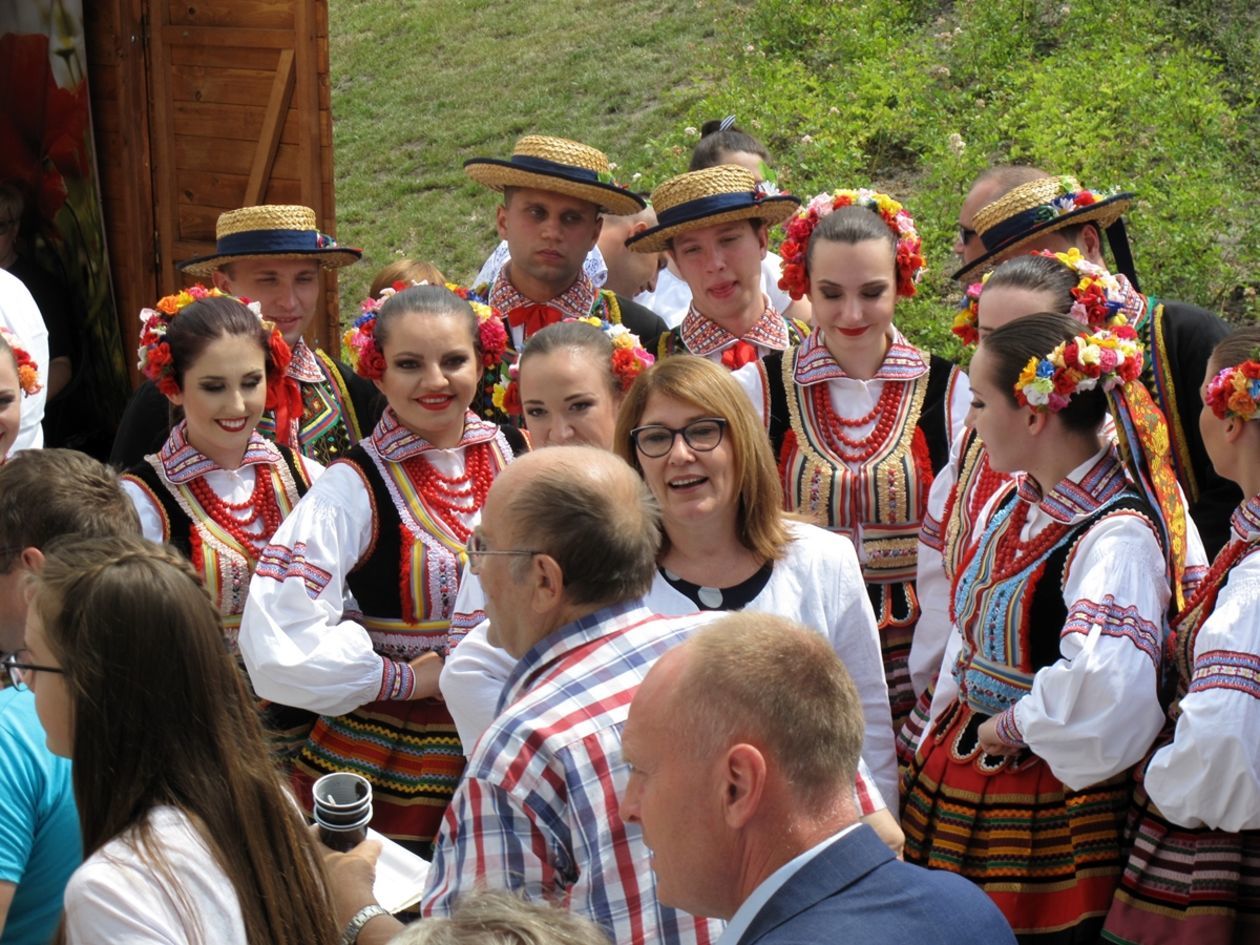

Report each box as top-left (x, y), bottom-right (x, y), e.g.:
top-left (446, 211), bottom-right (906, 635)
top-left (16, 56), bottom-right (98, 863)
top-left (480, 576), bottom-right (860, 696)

top-left (244, 48), bottom-right (296, 206)
top-left (167, 0), bottom-right (294, 30)
top-left (171, 101), bottom-right (299, 144)
top-left (293, 0), bottom-right (335, 346)
top-left (88, 0), bottom-right (159, 383)
top-left (168, 43), bottom-right (287, 71)
top-left (159, 25), bottom-right (294, 51)
top-left (175, 168), bottom-right (302, 208)
top-left (148, 0), bottom-right (183, 296)
top-left (174, 134), bottom-right (301, 179)
top-left (168, 67), bottom-right (276, 108)
top-left (177, 203), bottom-right (232, 239)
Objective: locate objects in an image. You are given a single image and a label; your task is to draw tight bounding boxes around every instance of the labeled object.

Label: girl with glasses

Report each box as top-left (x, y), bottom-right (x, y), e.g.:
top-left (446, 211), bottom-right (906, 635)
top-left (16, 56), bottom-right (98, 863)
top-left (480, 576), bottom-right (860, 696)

top-left (614, 354), bottom-right (901, 830)
top-left (25, 536), bottom-right (337, 945)
top-left (239, 284), bottom-right (516, 856)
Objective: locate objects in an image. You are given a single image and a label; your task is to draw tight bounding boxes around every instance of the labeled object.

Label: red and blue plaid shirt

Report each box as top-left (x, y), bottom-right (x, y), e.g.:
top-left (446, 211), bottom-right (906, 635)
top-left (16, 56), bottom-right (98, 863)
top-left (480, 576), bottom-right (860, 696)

top-left (421, 600), bottom-right (724, 945)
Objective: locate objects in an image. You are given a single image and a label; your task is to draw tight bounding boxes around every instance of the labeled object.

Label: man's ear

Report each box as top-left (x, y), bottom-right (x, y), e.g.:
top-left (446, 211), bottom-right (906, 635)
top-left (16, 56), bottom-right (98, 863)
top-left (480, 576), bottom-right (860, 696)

top-left (18, 547), bottom-right (44, 575)
top-left (721, 743), bottom-right (767, 829)
top-left (1079, 223), bottom-right (1105, 267)
top-left (496, 204), bottom-right (510, 242)
top-left (528, 552), bottom-right (566, 615)
top-left (210, 269), bottom-right (233, 294)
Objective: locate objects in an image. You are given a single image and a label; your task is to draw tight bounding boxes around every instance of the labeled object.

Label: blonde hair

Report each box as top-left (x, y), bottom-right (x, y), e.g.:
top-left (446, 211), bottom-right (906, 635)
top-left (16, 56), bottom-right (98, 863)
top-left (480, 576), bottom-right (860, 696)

top-left (613, 355), bottom-right (789, 561)
top-left (369, 258), bottom-right (447, 299)
top-left (389, 890), bottom-right (611, 945)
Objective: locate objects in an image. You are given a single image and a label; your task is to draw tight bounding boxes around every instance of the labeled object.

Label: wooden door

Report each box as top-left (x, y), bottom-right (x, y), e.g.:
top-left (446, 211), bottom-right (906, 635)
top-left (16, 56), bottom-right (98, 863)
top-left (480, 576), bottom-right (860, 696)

top-left (87, 0), bottom-right (341, 380)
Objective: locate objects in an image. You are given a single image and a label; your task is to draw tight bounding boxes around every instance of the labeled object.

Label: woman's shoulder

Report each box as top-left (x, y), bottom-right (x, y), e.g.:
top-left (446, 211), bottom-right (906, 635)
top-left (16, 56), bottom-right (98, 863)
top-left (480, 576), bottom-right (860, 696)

top-left (783, 520), bottom-right (860, 565)
top-left (66, 807), bottom-right (246, 942)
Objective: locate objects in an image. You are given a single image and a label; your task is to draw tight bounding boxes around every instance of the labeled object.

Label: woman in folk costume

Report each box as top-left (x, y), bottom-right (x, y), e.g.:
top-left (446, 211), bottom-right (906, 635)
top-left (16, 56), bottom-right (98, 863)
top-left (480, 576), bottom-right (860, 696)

top-left (0, 327), bottom-right (41, 461)
top-left (902, 312), bottom-right (1183, 943)
top-left (626, 165), bottom-right (807, 366)
top-left (731, 190), bottom-right (969, 734)
top-left (904, 249), bottom-right (1207, 760)
top-left (240, 284), bottom-right (515, 856)
top-left (121, 288), bottom-right (320, 649)
top-left (1102, 327), bottom-right (1260, 945)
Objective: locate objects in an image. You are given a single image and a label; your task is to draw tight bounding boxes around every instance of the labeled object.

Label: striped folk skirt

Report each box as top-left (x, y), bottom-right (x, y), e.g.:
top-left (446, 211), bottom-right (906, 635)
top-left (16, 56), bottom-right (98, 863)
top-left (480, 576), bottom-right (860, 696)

top-left (1102, 784), bottom-right (1260, 944)
top-left (292, 697), bottom-right (465, 855)
top-left (868, 578), bottom-right (919, 737)
top-left (902, 700), bottom-right (1130, 942)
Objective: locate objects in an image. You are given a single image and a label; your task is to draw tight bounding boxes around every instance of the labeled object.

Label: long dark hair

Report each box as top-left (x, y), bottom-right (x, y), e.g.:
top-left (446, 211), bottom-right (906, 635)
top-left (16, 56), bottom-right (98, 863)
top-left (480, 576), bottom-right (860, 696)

top-left (34, 536), bottom-right (338, 945)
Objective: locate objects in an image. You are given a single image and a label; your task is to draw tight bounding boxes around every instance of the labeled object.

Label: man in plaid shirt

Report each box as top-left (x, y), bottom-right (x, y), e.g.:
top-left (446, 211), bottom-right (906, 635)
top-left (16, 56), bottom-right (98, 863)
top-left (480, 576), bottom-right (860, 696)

top-left (418, 446), bottom-right (722, 945)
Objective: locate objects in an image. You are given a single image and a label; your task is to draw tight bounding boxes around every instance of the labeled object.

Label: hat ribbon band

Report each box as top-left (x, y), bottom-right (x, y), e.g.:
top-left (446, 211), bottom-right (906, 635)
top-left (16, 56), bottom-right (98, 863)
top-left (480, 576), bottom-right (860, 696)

top-left (216, 228), bottom-right (338, 255)
top-left (980, 201), bottom-right (1086, 252)
top-left (508, 155), bottom-right (604, 184)
top-left (656, 192), bottom-right (763, 229)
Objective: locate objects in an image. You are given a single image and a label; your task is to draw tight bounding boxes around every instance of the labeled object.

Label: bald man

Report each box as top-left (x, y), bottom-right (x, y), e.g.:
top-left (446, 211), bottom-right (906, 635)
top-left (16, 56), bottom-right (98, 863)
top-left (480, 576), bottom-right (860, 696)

top-left (417, 447), bottom-right (722, 945)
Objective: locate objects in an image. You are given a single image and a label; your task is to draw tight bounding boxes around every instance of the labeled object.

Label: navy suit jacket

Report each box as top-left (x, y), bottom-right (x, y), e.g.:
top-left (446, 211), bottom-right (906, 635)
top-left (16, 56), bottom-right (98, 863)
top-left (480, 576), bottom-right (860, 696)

top-left (735, 825), bottom-right (1016, 945)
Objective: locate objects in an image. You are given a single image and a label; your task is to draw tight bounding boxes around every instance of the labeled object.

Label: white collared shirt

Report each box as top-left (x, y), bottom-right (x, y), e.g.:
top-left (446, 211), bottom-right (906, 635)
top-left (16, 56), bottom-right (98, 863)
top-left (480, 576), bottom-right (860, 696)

top-left (716, 824), bottom-right (861, 945)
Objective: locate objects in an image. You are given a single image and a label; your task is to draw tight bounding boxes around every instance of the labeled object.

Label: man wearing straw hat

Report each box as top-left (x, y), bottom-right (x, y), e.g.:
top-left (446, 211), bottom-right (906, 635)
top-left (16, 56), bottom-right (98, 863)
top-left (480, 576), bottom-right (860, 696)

top-left (110, 204), bottom-right (382, 468)
top-left (627, 165), bottom-right (805, 367)
top-left (952, 173), bottom-right (1237, 554)
top-left (464, 136), bottom-right (667, 355)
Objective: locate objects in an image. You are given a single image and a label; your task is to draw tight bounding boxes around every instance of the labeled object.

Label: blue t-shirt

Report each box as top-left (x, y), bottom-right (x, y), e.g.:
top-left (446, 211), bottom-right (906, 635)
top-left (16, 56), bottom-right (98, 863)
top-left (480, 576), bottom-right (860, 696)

top-left (0, 686), bottom-right (80, 945)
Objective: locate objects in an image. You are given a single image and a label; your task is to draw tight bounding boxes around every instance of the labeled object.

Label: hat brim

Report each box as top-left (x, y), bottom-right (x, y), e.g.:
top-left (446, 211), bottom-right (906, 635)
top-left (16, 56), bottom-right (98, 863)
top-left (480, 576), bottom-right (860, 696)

top-left (952, 193), bottom-right (1133, 282)
top-left (464, 159), bottom-right (645, 216)
top-left (626, 196), bottom-right (800, 254)
top-left (178, 247), bottom-right (363, 277)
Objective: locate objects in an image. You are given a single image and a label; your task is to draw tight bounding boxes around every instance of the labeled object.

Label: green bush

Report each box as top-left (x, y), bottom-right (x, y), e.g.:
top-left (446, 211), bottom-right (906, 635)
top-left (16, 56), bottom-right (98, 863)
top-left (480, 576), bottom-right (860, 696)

top-left (670, 0), bottom-right (1260, 358)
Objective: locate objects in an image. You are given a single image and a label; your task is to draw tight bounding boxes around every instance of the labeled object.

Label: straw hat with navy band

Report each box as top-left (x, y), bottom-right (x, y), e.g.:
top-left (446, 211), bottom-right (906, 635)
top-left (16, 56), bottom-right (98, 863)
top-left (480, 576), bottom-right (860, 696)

top-left (179, 205), bottom-right (362, 277)
top-left (626, 165), bottom-right (800, 255)
top-left (464, 135), bottom-right (645, 216)
top-left (952, 175), bottom-right (1135, 283)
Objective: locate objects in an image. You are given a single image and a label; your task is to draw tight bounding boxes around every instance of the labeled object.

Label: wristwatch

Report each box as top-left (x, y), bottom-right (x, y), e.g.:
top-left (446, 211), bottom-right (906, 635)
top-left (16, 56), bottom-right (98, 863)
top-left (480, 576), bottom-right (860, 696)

top-left (341, 903), bottom-right (392, 945)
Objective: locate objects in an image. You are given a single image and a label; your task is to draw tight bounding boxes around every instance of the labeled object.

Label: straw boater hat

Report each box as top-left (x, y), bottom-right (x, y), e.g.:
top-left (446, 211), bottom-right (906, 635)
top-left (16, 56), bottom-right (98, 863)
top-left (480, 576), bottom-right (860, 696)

top-left (179, 205), bottom-right (362, 276)
top-left (952, 175), bottom-right (1133, 281)
top-left (464, 136), bottom-right (645, 216)
top-left (626, 165), bottom-right (800, 254)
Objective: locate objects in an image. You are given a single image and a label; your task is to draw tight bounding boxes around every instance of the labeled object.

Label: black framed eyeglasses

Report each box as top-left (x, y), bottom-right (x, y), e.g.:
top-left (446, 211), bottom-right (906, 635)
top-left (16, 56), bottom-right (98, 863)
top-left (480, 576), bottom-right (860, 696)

top-left (629, 418), bottom-right (727, 458)
top-left (463, 533), bottom-right (542, 575)
top-left (2, 651), bottom-right (65, 691)
top-left (957, 224), bottom-right (978, 245)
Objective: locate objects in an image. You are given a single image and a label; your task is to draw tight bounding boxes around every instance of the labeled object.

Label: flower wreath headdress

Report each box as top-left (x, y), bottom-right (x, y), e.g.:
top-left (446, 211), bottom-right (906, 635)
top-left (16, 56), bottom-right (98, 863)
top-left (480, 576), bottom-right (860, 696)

top-left (951, 247), bottom-right (1127, 347)
top-left (778, 188), bottom-right (925, 301)
top-left (137, 285), bottom-right (302, 442)
top-left (1205, 347), bottom-right (1260, 421)
top-left (343, 281), bottom-right (509, 381)
top-left (0, 328), bottom-right (42, 396)
top-left (491, 318), bottom-right (655, 417)
top-left (1014, 321), bottom-right (1143, 413)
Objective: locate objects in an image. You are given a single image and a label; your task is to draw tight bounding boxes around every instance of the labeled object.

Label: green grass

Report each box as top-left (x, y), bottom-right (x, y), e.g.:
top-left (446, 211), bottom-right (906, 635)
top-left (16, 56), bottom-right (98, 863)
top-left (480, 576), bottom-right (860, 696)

top-left (329, 0), bottom-right (1260, 354)
top-left (328, 0), bottom-right (736, 308)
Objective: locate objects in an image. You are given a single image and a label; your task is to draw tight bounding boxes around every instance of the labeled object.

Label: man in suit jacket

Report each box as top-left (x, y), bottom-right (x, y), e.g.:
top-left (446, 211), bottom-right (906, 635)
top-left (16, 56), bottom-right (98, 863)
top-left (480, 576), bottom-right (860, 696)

top-left (620, 612), bottom-right (1016, 945)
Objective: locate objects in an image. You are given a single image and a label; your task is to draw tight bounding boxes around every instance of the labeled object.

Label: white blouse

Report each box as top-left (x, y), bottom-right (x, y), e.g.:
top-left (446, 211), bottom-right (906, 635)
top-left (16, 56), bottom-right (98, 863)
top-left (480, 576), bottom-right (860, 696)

top-left (240, 418), bottom-right (490, 718)
top-left (642, 521), bottom-right (896, 807)
top-left (928, 447), bottom-right (1170, 791)
top-left (1144, 503), bottom-right (1260, 831)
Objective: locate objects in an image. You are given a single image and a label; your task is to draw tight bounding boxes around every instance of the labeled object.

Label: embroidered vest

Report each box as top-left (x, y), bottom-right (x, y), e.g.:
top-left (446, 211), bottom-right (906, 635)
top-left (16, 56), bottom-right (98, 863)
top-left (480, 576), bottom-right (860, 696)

top-left (126, 448), bottom-right (311, 634)
top-left (952, 489), bottom-right (1154, 716)
top-left (336, 432), bottom-right (515, 660)
top-left (941, 429), bottom-right (1011, 582)
top-left (658, 316), bottom-right (809, 361)
top-left (256, 350), bottom-right (363, 464)
top-left (765, 349), bottom-right (952, 585)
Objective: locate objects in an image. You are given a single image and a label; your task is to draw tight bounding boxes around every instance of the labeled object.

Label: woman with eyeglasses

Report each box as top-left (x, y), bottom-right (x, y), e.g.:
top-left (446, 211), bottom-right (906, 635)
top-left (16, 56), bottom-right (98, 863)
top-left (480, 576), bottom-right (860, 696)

top-left (239, 284), bottom-right (519, 856)
top-left (21, 536), bottom-right (337, 945)
top-left (613, 354), bottom-right (900, 814)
